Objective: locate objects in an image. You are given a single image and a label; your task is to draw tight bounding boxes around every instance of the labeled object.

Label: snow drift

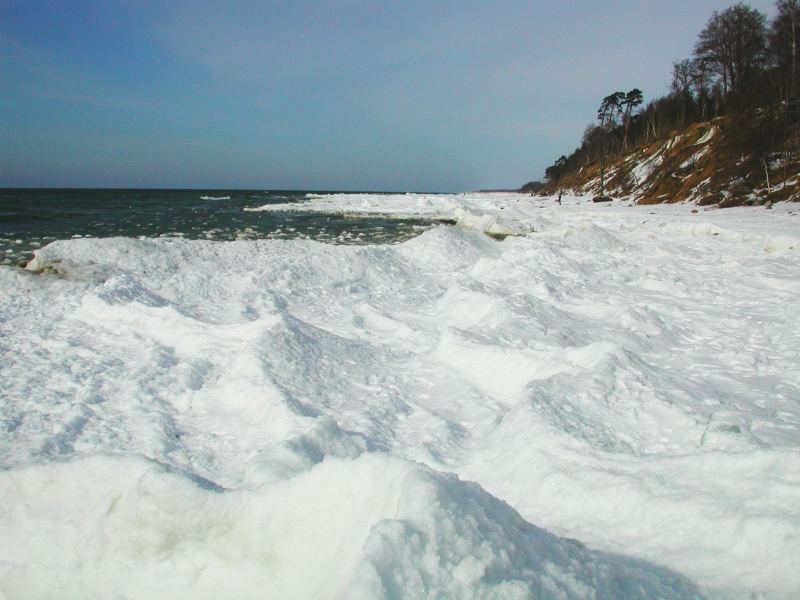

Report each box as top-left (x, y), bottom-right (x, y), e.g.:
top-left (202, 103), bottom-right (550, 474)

top-left (0, 454), bottom-right (702, 600)
top-left (2, 193), bottom-right (799, 599)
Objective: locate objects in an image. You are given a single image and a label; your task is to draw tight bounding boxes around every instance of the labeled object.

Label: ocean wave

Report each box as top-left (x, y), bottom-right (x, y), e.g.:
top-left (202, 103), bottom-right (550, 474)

top-left (200, 195), bottom-right (231, 200)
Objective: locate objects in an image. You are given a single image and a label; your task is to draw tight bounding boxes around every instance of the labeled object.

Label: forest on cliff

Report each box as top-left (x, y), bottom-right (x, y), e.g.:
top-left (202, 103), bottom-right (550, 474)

top-left (531, 1), bottom-right (800, 205)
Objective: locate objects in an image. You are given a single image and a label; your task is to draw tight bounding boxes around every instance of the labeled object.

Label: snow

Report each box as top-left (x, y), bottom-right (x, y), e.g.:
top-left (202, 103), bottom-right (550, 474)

top-left (245, 192), bottom-right (458, 220)
top-left (2, 193), bottom-right (800, 599)
top-left (695, 126), bottom-right (718, 145)
top-left (0, 453), bottom-right (702, 600)
top-left (679, 145), bottom-right (710, 169)
top-left (245, 193), bottom-right (530, 237)
top-left (631, 149), bottom-right (664, 190)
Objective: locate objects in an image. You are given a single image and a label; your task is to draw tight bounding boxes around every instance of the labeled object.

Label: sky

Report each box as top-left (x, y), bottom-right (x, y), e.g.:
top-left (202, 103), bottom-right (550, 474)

top-left (0, 0), bottom-right (779, 192)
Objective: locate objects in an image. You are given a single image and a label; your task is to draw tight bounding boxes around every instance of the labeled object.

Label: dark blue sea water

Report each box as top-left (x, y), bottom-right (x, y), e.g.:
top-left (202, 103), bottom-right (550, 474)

top-left (0, 189), bottom-right (437, 266)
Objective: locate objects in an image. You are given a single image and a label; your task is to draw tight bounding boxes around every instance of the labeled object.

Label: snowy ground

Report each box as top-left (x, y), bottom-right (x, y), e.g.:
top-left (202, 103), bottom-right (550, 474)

top-left (1, 193), bottom-right (799, 599)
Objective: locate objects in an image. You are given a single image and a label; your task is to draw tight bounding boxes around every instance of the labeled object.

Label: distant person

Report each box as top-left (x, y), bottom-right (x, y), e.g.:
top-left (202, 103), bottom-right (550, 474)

top-left (557, 191), bottom-right (562, 205)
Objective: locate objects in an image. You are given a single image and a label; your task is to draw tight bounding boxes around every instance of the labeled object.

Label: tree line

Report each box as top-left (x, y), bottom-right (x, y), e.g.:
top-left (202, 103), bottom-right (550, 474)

top-left (544, 1), bottom-right (799, 186)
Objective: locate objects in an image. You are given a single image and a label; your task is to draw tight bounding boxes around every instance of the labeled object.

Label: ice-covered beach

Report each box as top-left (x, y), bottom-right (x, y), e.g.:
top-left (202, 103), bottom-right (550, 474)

top-left (1, 193), bottom-right (799, 599)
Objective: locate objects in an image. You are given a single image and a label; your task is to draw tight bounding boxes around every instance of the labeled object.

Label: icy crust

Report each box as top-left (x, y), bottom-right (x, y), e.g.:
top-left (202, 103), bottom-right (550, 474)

top-left (246, 192), bottom-right (531, 237)
top-left (2, 195), bottom-right (800, 598)
top-left (0, 454), bottom-right (700, 600)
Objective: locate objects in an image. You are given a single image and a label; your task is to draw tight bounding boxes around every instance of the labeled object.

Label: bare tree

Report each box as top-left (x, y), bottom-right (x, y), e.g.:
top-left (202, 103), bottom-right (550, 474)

top-left (770, 0), bottom-right (800, 104)
top-left (691, 58), bottom-right (713, 120)
top-left (694, 3), bottom-right (767, 106)
top-left (671, 60), bottom-right (694, 125)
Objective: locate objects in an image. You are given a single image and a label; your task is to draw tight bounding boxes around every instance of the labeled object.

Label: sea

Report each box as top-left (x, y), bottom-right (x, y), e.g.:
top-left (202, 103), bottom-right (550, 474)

top-left (0, 188), bottom-right (439, 267)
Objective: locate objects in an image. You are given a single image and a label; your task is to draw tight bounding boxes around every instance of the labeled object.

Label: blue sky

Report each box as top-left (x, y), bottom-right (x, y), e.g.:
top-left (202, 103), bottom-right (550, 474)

top-left (0, 0), bottom-right (778, 191)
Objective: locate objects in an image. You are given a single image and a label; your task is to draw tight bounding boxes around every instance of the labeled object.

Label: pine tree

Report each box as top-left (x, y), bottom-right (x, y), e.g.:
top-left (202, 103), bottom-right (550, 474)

top-left (597, 92), bottom-right (625, 195)
top-left (622, 89), bottom-right (644, 150)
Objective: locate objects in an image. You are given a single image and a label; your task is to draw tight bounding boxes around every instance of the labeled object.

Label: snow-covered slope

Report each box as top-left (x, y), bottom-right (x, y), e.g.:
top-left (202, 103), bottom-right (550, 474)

top-left (2, 193), bottom-right (799, 599)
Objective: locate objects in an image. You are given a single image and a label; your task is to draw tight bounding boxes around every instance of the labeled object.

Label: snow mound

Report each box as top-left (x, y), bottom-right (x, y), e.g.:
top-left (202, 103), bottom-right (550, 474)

top-left (453, 206), bottom-right (530, 237)
top-left (3, 194), bottom-right (800, 599)
top-left (243, 192), bottom-right (458, 222)
top-left (0, 453), bottom-right (701, 600)
top-left (245, 192), bottom-right (534, 238)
